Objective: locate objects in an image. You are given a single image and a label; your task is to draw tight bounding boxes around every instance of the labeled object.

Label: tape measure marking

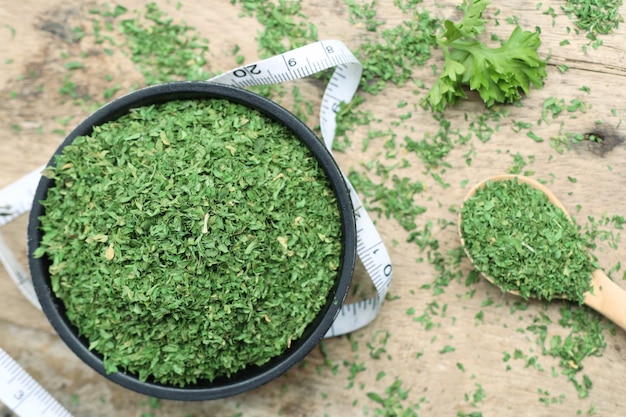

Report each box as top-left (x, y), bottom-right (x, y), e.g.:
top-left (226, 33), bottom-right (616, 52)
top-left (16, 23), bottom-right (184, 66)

top-left (0, 348), bottom-right (73, 417)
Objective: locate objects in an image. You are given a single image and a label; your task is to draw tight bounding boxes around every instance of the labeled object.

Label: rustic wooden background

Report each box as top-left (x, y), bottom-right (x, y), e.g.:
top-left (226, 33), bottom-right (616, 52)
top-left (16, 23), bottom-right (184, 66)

top-left (1, 0), bottom-right (625, 416)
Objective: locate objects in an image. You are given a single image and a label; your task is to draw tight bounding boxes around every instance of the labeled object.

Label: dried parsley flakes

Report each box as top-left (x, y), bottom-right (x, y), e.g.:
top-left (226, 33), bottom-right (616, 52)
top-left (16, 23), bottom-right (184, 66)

top-left (460, 178), bottom-right (594, 303)
top-left (34, 98), bottom-right (343, 386)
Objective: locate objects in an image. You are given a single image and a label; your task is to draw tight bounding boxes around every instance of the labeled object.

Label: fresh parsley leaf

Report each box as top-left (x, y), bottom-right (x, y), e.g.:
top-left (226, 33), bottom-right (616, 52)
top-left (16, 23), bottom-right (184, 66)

top-left (422, 0), bottom-right (547, 112)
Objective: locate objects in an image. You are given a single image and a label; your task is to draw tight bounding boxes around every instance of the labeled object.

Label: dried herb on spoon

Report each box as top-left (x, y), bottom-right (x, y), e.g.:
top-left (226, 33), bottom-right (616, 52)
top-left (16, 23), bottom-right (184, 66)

top-left (460, 178), bottom-right (595, 303)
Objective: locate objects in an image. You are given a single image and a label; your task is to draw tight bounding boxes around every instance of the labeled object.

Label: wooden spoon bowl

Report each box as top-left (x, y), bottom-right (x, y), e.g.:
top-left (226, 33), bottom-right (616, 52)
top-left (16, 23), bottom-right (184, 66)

top-left (458, 174), bottom-right (626, 332)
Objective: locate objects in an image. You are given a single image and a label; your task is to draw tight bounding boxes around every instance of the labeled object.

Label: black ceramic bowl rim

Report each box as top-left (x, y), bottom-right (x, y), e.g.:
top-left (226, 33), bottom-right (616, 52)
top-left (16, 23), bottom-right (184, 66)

top-left (27, 81), bottom-right (356, 401)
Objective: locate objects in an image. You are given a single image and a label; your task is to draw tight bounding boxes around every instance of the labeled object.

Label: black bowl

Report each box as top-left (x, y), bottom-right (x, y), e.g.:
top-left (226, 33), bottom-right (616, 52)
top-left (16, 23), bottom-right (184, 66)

top-left (27, 81), bottom-right (356, 401)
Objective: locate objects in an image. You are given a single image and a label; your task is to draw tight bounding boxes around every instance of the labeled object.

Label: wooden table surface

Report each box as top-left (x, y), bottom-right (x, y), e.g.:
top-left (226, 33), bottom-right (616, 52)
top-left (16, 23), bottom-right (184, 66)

top-left (1, 0), bottom-right (625, 416)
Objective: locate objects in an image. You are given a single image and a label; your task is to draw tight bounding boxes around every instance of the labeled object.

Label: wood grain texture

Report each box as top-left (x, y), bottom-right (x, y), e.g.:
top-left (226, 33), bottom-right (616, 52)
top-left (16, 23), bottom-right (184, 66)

top-left (1, 0), bottom-right (625, 416)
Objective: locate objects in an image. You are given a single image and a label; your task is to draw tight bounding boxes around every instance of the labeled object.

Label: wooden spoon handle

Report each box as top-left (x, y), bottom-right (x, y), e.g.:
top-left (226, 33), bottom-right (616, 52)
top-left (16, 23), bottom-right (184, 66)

top-left (584, 269), bottom-right (626, 332)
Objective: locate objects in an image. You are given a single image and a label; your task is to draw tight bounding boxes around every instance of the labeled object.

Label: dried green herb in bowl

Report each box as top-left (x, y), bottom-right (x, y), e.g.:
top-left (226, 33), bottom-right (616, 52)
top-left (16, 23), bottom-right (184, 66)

top-left (28, 82), bottom-right (356, 400)
top-left (459, 175), bottom-right (595, 303)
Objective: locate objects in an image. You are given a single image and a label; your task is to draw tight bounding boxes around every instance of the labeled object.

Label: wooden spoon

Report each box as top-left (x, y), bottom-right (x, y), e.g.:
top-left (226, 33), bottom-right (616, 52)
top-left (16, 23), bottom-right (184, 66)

top-left (458, 174), bottom-right (626, 332)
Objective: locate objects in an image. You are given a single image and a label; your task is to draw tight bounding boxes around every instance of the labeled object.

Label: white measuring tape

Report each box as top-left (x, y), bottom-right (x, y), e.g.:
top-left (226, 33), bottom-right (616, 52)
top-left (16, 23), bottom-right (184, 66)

top-left (0, 348), bottom-right (72, 417)
top-left (0, 40), bottom-right (392, 414)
